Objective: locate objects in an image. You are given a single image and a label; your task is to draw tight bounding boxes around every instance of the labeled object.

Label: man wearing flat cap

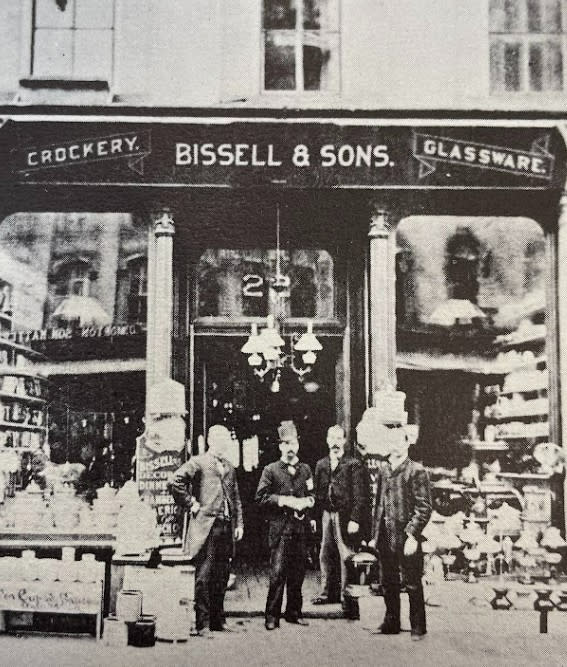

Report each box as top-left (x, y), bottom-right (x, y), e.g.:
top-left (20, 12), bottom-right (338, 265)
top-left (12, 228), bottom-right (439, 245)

top-left (255, 420), bottom-right (315, 631)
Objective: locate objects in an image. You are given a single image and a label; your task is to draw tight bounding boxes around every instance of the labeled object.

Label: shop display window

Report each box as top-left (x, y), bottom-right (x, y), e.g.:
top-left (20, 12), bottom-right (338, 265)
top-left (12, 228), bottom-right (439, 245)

top-left (263, 0), bottom-right (340, 92)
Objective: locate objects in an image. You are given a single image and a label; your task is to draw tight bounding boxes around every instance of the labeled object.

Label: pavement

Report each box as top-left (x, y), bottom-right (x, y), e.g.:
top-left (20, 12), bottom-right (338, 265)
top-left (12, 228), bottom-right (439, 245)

top-left (2, 576), bottom-right (567, 666)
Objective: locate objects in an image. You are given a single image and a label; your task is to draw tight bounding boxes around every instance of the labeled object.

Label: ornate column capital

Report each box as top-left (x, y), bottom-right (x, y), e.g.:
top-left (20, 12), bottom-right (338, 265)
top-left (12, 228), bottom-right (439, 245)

top-left (152, 209), bottom-right (175, 237)
top-left (368, 210), bottom-right (391, 239)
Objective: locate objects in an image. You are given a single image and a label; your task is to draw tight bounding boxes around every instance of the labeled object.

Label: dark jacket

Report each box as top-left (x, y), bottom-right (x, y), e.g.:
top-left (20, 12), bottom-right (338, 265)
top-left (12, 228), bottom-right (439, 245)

top-left (372, 457), bottom-right (432, 555)
top-left (255, 460), bottom-right (315, 549)
top-left (314, 455), bottom-right (369, 547)
top-left (169, 452), bottom-right (243, 559)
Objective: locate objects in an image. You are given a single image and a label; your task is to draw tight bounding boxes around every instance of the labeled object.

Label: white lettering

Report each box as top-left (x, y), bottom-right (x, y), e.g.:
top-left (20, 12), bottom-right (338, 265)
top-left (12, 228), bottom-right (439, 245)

top-left (176, 143), bottom-right (191, 165)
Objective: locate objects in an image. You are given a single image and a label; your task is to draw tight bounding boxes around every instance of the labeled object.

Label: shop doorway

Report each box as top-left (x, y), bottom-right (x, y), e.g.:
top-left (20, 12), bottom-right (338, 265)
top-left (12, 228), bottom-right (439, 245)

top-left (191, 334), bottom-right (339, 562)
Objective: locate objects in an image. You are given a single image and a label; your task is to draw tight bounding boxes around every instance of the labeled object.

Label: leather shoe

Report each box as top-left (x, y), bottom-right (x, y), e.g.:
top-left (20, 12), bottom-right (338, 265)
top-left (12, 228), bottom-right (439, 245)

top-left (265, 619), bottom-right (278, 631)
top-left (191, 627), bottom-right (212, 638)
top-left (211, 623), bottom-right (236, 632)
top-left (411, 631), bottom-right (427, 641)
top-left (284, 616), bottom-right (309, 626)
top-left (370, 623), bottom-right (401, 635)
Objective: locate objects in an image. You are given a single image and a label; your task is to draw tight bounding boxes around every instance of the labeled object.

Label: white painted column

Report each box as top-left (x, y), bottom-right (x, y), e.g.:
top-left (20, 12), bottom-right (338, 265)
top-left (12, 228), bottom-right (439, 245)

top-left (368, 209), bottom-right (397, 401)
top-left (557, 191), bottom-right (567, 532)
top-left (145, 209), bottom-right (175, 412)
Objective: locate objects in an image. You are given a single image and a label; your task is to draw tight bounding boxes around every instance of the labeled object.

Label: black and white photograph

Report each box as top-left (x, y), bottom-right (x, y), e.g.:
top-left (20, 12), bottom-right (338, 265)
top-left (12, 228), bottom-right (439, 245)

top-left (0, 1), bottom-right (566, 665)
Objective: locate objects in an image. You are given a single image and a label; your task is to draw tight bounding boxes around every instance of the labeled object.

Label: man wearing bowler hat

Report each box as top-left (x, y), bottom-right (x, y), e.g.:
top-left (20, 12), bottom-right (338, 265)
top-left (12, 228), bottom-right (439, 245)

top-left (255, 420), bottom-right (315, 631)
top-left (170, 424), bottom-right (243, 637)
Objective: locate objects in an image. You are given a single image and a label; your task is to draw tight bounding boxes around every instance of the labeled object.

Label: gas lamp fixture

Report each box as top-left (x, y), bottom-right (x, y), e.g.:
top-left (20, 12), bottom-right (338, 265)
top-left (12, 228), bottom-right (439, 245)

top-left (240, 205), bottom-right (322, 391)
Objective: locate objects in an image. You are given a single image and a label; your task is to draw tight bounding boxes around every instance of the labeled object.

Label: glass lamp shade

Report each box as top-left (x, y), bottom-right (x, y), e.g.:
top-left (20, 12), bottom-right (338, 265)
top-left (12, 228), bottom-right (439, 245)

top-left (262, 345), bottom-right (281, 362)
top-left (241, 323), bottom-right (264, 354)
top-left (248, 353), bottom-right (262, 367)
top-left (295, 321), bottom-right (322, 352)
top-left (258, 315), bottom-right (285, 348)
top-left (302, 350), bottom-right (317, 365)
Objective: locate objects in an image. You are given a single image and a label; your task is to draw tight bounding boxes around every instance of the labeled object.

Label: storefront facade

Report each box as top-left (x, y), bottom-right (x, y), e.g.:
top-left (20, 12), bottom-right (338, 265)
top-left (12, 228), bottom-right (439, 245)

top-left (1, 114), bottom-right (566, 545)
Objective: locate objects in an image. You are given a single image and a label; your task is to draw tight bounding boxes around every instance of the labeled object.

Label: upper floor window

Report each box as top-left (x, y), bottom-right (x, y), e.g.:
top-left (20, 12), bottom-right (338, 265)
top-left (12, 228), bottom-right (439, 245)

top-left (262, 0), bottom-right (340, 92)
top-left (31, 0), bottom-right (115, 80)
top-left (490, 0), bottom-right (565, 92)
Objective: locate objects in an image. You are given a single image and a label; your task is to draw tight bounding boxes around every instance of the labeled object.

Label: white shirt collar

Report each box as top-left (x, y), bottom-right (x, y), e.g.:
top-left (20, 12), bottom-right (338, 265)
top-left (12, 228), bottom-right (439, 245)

top-left (389, 454), bottom-right (408, 472)
top-left (281, 456), bottom-right (299, 466)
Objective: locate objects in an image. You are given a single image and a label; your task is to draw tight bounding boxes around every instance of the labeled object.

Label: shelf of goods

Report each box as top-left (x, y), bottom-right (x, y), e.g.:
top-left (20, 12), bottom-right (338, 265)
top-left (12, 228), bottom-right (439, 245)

top-left (0, 337), bottom-right (48, 453)
top-left (482, 331), bottom-right (549, 446)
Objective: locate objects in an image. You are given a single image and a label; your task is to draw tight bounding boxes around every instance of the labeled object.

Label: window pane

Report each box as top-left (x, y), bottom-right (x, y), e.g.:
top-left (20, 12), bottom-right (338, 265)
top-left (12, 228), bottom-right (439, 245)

top-left (527, 0), bottom-right (561, 32)
top-left (490, 0), bottom-right (524, 31)
top-left (530, 41), bottom-right (544, 87)
top-left (303, 0), bottom-right (339, 31)
top-left (547, 38), bottom-right (563, 87)
top-left (542, 0), bottom-right (562, 31)
top-left (303, 32), bottom-right (339, 91)
top-left (33, 29), bottom-right (73, 77)
top-left (76, 0), bottom-right (114, 28)
top-left (35, 0), bottom-right (74, 29)
top-left (263, 0), bottom-right (296, 29)
top-left (504, 42), bottom-right (522, 89)
top-left (264, 32), bottom-right (296, 90)
top-left (74, 30), bottom-right (113, 79)
top-left (290, 266), bottom-right (316, 317)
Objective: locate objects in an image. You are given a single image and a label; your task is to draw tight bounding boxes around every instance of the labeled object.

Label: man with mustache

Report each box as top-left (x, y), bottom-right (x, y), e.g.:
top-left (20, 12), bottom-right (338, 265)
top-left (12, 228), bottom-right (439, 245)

top-left (312, 425), bottom-right (368, 609)
top-left (255, 420), bottom-right (315, 631)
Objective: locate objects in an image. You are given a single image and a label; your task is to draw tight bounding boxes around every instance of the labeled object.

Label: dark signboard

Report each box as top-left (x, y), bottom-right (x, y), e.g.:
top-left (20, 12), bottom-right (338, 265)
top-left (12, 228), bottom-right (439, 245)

top-left (5, 121), bottom-right (564, 190)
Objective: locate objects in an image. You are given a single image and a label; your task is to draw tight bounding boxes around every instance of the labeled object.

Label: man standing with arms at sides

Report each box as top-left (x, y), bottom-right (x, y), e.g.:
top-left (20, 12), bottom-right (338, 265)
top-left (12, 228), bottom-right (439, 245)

top-left (169, 424), bottom-right (244, 637)
top-left (370, 423), bottom-right (432, 641)
top-left (312, 425), bottom-right (368, 609)
top-left (255, 420), bottom-right (315, 631)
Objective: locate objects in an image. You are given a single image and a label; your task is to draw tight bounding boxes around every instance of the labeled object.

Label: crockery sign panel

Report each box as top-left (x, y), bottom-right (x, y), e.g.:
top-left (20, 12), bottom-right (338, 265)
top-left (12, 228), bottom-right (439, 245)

top-left (0, 580), bottom-right (102, 614)
top-left (8, 122), bottom-right (563, 189)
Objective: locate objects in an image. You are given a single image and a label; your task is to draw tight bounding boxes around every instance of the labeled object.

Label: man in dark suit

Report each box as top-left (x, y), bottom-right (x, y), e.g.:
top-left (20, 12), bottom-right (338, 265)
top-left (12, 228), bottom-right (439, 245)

top-left (312, 424), bottom-right (368, 607)
top-left (370, 425), bottom-right (432, 641)
top-left (170, 424), bottom-right (244, 637)
top-left (255, 420), bottom-right (315, 631)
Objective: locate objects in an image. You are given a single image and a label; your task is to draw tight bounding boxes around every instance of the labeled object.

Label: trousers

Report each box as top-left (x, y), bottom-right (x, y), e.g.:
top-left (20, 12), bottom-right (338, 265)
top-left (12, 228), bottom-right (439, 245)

top-left (265, 533), bottom-right (306, 623)
top-left (378, 527), bottom-right (426, 634)
top-left (193, 518), bottom-right (233, 631)
top-left (319, 510), bottom-right (354, 600)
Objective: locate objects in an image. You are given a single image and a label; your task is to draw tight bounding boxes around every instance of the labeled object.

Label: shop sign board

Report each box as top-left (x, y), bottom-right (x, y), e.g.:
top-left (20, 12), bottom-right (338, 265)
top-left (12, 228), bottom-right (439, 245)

top-left (2, 324), bottom-right (143, 346)
top-left (6, 121), bottom-right (564, 190)
top-left (137, 419), bottom-right (185, 543)
top-left (137, 380), bottom-right (187, 544)
top-left (0, 580), bottom-right (102, 614)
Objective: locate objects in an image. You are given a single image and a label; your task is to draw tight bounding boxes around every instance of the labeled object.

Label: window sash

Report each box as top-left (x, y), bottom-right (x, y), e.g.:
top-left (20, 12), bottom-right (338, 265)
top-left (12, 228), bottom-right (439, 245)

top-left (262, 0), bottom-right (339, 92)
top-left (489, 0), bottom-right (566, 90)
top-left (490, 33), bottom-right (565, 90)
top-left (31, 0), bottom-right (115, 80)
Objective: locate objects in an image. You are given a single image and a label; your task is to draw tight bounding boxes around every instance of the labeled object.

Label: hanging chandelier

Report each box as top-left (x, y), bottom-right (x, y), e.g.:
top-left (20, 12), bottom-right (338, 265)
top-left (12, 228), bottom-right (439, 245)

top-left (240, 205), bottom-right (322, 391)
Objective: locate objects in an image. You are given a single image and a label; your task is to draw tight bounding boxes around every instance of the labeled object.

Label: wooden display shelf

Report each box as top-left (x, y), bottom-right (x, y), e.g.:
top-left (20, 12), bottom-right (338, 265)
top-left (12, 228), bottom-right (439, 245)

top-left (0, 368), bottom-right (48, 379)
top-left (0, 391), bottom-right (46, 405)
top-left (0, 421), bottom-right (46, 432)
top-left (500, 387), bottom-right (548, 397)
top-left (462, 439), bottom-right (509, 451)
top-left (488, 412), bottom-right (549, 421)
top-left (497, 332), bottom-right (546, 350)
top-left (0, 337), bottom-right (45, 357)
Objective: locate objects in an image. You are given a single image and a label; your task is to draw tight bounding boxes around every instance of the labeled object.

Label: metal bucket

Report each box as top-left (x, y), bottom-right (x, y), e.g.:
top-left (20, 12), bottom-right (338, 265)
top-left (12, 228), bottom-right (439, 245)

top-left (116, 590), bottom-right (142, 622)
top-left (103, 616), bottom-right (128, 647)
